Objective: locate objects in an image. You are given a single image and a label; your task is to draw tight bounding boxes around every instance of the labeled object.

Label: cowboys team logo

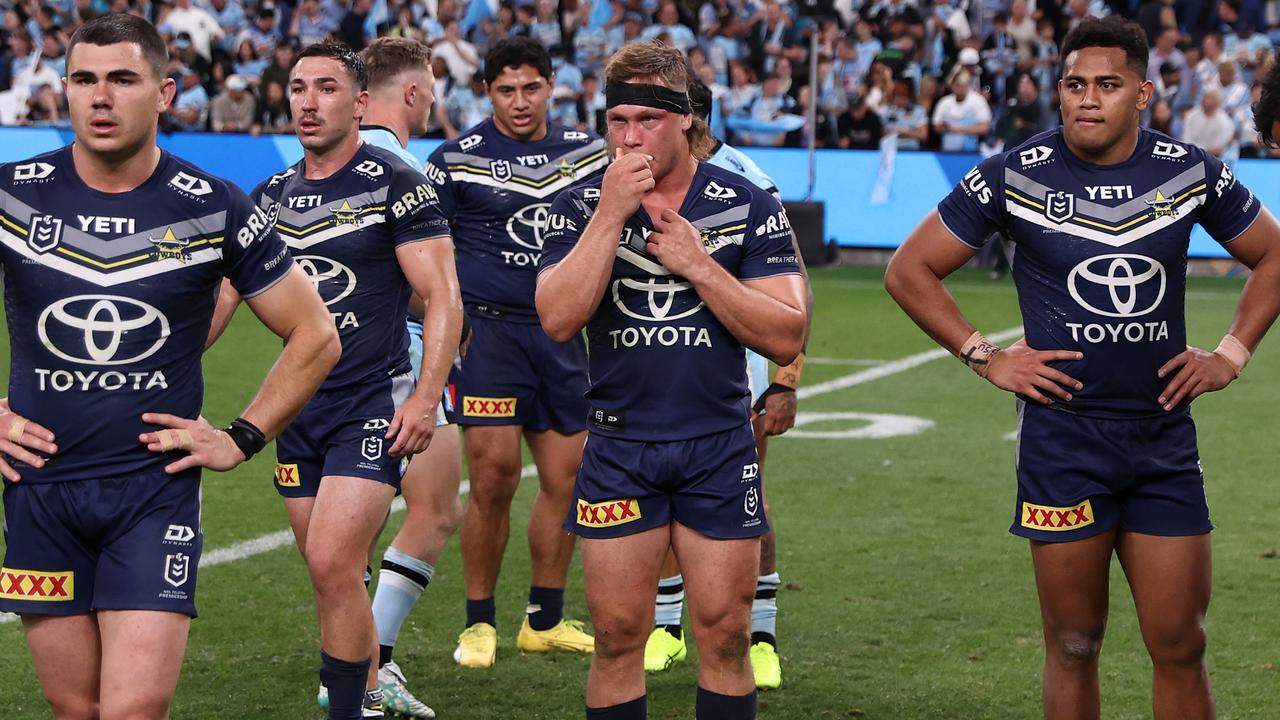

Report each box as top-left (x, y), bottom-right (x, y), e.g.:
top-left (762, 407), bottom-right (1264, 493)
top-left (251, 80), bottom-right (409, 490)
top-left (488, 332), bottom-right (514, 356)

top-left (329, 200), bottom-right (361, 226)
top-left (164, 553), bottom-right (190, 588)
top-left (558, 158), bottom-right (575, 179)
top-left (27, 214), bottom-right (63, 253)
top-left (1044, 190), bottom-right (1075, 223)
top-left (491, 160), bottom-right (512, 182)
top-left (611, 278), bottom-right (705, 322)
top-left (1067, 253), bottom-right (1166, 318)
top-left (506, 203), bottom-right (551, 250)
top-left (1145, 190), bottom-right (1177, 218)
top-left (148, 227), bottom-right (191, 263)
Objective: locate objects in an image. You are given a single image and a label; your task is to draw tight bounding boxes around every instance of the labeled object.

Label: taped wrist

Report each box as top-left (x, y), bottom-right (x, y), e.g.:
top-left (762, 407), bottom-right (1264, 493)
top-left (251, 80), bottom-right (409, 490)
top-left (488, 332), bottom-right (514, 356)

top-left (224, 418), bottom-right (267, 461)
top-left (752, 383), bottom-right (795, 415)
top-left (958, 331), bottom-right (1000, 378)
top-left (1214, 334), bottom-right (1250, 377)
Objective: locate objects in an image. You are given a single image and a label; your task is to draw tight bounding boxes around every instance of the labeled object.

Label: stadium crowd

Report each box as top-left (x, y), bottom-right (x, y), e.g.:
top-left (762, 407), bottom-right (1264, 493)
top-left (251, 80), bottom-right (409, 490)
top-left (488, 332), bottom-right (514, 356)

top-left (3, 0), bottom-right (1280, 153)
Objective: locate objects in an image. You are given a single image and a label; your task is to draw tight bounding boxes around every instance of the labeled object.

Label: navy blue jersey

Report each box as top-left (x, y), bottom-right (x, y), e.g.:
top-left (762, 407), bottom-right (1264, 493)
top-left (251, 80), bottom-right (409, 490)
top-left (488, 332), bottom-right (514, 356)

top-left (938, 128), bottom-right (1260, 418)
top-left (540, 162), bottom-right (802, 441)
top-left (426, 119), bottom-right (607, 321)
top-left (253, 143), bottom-right (451, 390)
top-left (0, 146), bottom-right (293, 483)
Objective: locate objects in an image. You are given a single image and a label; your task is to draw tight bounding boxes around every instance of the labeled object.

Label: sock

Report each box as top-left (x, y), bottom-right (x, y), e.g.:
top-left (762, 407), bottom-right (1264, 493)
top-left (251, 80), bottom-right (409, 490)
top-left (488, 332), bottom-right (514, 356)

top-left (526, 585), bottom-right (565, 631)
top-left (654, 574), bottom-right (684, 634)
top-left (363, 688), bottom-right (384, 718)
top-left (372, 546), bottom-right (434, 663)
top-left (364, 565), bottom-right (373, 589)
top-left (695, 687), bottom-right (756, 720)
top-left (466, 596), bottom-right (496, 628)
top-left (751, 572), bottom-right (780, 648)
top-left (586, 695), bottom-right (647, 719)
top-left (319, 651), bottom-right (371, 720)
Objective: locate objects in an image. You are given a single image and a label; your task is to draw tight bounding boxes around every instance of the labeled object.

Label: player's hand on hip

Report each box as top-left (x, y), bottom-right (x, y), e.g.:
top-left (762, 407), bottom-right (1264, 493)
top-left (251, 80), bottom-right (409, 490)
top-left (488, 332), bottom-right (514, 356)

top-left (601, 148), bottom-right (655, 218)
top-left (0, 405), bottom-right (57, 482)
top-left (985, 344), bottom-right (1084, 405)
top-left (648, 208), bottom-right (710, 278)
top-left (759, 389), bottom-right (797, 436)
top-left (1156, 347), bottom-right (1236, 411)
top-left (139, 413), bottom-right (245, 474)
top-left (387, 395), bottom-right (437, 457)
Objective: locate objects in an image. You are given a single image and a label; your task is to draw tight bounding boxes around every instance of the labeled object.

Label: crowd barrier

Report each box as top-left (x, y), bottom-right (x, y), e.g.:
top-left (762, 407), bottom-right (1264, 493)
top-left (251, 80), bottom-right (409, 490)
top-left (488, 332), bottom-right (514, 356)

top-left (4, 125), bottom-right (1275, 258)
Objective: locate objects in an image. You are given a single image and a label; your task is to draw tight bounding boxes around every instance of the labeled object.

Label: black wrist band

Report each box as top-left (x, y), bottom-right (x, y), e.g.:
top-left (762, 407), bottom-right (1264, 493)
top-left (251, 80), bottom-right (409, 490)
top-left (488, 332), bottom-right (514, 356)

top-left (224, 418), bottom-right (267, 461)
top-left (752, 383), bottom-right (795, 415)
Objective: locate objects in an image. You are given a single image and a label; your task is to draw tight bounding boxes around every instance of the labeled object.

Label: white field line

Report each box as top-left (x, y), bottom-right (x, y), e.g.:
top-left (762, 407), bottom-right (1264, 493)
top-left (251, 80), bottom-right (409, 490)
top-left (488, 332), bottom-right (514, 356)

top-left (2, 327), bottom-right (1020, 624)
top-left (805, 357), bottom-right (885, 366)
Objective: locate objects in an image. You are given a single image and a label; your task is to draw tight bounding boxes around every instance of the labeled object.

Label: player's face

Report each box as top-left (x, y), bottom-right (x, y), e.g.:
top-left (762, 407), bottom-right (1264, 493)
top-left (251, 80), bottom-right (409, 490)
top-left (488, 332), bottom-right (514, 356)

top-left (606, 98), bottom-right (692, 181)
top-left (408, 66), bottom-right (434, 135)
top-left (487, 64), bottom-right (552, 141)
top-left (1059, 46), bottom-right (1152, 162)
top-left (65, 41), bottom-right (174, 159)
top-left (290, 56), bottom-right (368, 154)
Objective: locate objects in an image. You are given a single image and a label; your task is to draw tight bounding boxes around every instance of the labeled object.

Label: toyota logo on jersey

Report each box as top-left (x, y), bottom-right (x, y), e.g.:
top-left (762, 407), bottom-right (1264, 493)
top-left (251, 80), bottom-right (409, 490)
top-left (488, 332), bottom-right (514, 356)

top-left (38, 295), bottom-right (170, 365)
top-left (1067, 254), bottom-right (1166, 319)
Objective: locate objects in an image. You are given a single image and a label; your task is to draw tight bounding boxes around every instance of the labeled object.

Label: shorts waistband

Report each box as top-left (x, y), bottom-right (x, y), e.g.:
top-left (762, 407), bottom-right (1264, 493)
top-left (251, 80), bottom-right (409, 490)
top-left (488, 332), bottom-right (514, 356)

top-left (465, 303), bottom-right (538, 322)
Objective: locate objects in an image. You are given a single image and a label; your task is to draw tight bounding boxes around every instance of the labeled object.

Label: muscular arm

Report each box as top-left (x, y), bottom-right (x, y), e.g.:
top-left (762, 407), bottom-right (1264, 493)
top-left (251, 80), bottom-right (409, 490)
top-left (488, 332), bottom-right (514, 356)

top-left (1220, 207), bottom-right (1280, 350)
top-left (392, 235), bottom-right (464, 455)
top-left (536, 205), bottom-right (628, 341)
top-left (205, 278), bottom-right (242, 350)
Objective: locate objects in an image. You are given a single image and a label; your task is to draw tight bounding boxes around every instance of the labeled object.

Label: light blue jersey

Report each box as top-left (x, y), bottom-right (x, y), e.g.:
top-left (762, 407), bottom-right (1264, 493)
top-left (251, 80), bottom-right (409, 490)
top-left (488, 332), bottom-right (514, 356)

top-left (359, 125), bottom-right (422, 169)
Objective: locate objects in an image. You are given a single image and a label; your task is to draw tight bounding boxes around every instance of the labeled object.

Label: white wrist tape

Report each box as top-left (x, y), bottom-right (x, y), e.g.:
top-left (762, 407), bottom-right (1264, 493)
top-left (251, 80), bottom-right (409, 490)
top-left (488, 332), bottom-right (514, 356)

top-left (1214, 334), bottom-right (1251, 377)
top-left (958, 331), bottom-right (1000, 379)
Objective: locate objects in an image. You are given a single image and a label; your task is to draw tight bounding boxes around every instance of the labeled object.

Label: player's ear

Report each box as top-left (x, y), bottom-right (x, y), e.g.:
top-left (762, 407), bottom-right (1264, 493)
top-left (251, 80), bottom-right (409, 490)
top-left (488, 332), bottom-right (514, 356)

top-left (354, 89), bottom-right (369, 121)
top-left (1135, 79), bottom-right (1153, 112)
top-left (158, 75), bottom-right (177, 112)
top-left (681, 112), bottom-right (692, 131)
top-left (405, 82), bottom-right (417, 108)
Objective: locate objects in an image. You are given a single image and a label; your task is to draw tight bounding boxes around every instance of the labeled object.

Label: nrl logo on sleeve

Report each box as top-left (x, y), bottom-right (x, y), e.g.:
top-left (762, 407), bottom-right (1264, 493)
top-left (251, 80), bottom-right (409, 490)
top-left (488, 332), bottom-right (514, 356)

top-left (490, 160), bottom-right (512, 182)
top-left (27, 214), bottom-right (63, 253)
top-left (268, 168), bottom-right (296, 186)
top-left (169, 171), bottom-right (213, 197)
top-left (1043, 190), bottom-right (1075, 223)
top-left (576, 498), bottom-right (641, 527)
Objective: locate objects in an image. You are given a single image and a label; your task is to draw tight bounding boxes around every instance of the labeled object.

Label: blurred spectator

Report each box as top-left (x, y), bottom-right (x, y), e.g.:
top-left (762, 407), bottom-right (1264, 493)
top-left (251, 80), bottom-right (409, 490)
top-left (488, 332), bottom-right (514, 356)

top-left (165, 0), bottom-right (223, 60)
top-left (1182, 87), bottom-right (1235, 157)
top-left (932, 69), bottom-right (991, 152)
top-left (1153, 60), bottom-right (1193, 117)
top-left (1030, 18), bottom-right (1059, 99)
top-left (1147, 97), bottom-right (1182, 139)
top-left (982, 12), bottom-right (1019, 106)
top-left (740, 72), bottom-right (796, 146)
top-left (169, 67), bottom-right (210, 131)
top-left (1007, 0), bottom-right (1036, 62)
top-left (641, 1), bottom-right (695, 54)
top-left (607, 11), bottom-right (645, 55)
top-left (1147, 27), bottom-right (1187, 84)
top-left (746, 0), bottom-right (800, 78)
top-left (1217, 60), bottom-right (1250, 116)
top-left (207, 0), bottom-right (247, 55)
top-left (723, 60), bottom-right (759, 119)
top-left (1194, 32), bottom-right (1229, 93)
top-left (573, 2), bottom-right (608, 75)
top-left (233, 37), bottom-right (268, 83)
top-left (241, 7), bottom-right (283, 58)
top-left (529, 0), bottom-right (561, 51)
top-left (432, 19), bottom-right (480, 84)
top-left (260, 39), bottom-right (297, 101)
top-left (572, 71), bottom-right (605, 134)
top-left (340, 0), bottom-right (376, 51)
top-left (998, 73), bottom-right (1049, 144)
top-left (39, 32), bottom-right (64, 78)
top-left (291, 0), bottom-right (339, 47)
top-left (442, 70), bottom-right (491, 137)
top-left (252, 79), bottom-right (292, 135)
top-left (880, 80), bottom-right (929, 150)
top-left (211, 73), bottom-right (255, 132)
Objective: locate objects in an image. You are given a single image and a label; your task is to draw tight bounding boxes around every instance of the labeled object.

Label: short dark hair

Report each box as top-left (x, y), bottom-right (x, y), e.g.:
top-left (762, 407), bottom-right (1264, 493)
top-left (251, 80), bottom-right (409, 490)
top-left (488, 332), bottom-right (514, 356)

top-left (67, 13), bottom-right (169, 79)
top-left (1059, 16), bottom-right (1149, 80)
top-left (1254, 56), bottom-right (1280, 147)
top-left (483, 37), bottom-right (551, 85)
top-left (297, 41), bottom-right (368, 90)
top-left (360, 36), bottom-right (432, 89)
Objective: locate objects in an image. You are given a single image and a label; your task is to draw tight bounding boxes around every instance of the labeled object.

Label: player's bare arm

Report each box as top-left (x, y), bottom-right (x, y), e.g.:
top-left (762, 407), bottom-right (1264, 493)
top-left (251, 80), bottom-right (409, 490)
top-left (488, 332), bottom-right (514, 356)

top-left (390, 235), bottom-right (464, 457)
top-left (1157, 206), bottom-right (1280, 410)
top-left (205, 277), bottom-right (243, 349)
top-left (646, 207), bottom-right (806, 366)
top-left (141, 265), bottom-right (340, 473)
top-left (537, 149), bottom-right (654, 340)
top-left (886, 209), bottom-right (1084, 404)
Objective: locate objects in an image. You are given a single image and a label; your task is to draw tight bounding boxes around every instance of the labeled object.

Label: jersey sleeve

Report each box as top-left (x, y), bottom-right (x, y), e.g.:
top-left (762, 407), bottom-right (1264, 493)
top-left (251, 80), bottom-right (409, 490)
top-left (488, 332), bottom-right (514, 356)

top-left (1197, 152), bottom-right (1261, 244)
top-left (936, 153), bottom-right (1006, 249)
top-left (741, 192), bottom-right (801, 279)
top-left (386, 162), bottom-right (452, 245)
top-left (223, 183), bottom-right (293, 299)
top-left (424, 143), bottom-right (459, 220)
top-left (539, 186), bottom-right (593, 272)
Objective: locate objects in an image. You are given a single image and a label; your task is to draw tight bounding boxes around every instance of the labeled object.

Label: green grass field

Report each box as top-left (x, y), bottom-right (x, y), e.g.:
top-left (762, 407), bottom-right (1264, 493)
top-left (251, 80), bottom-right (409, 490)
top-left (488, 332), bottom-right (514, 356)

top-left (2, 265), bottom-right (1279, 718)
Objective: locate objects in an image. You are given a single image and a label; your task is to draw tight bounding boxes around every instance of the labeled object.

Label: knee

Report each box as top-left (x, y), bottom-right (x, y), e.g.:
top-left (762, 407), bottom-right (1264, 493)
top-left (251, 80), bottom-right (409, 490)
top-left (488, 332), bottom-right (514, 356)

top-left (436, 498), bottom-right (463, 535)
top-left (466, 480), bottom-right (516, 513)
top-left (693, 612), bottom-right (752, 667)
top-left (47, 696), bottom-right (98, 720)
top-left (307, 547), bottom-right (361, 599)
top-left (1046, 628), bottom-right (1105, 671)
top-left (591, 614), bottom-right (649, 662)
top-left (1146, 622), bottom-right (1207, 669)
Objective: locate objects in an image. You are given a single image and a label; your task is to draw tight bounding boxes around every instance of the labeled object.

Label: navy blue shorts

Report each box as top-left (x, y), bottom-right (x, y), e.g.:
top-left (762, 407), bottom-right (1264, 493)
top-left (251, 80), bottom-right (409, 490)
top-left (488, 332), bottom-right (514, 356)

top-left (1, 470), bottom-right (203, 617)
top-left (274, 371), bottom-right (415, 498)
top-left (450, 311), bottom-right (588, 432)
top-left (566, 423), bottom-right (768, 540)
top-left (1012, 402), bottom-right (1212, 542)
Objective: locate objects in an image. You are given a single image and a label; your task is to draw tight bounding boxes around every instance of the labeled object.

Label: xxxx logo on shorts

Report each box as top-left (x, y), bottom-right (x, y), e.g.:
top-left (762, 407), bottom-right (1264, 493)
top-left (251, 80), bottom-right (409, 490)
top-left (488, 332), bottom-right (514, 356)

top-left (576, 498), bottom-right (641, 528)
top-left (275, 463), bottom-right (301, 487)
top-left (1021, 499), bottom-right (1094, 532)
top-left (0, 567), bottom-right (74, 601)
top-left (463, 396), bottom-right (517, 418)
